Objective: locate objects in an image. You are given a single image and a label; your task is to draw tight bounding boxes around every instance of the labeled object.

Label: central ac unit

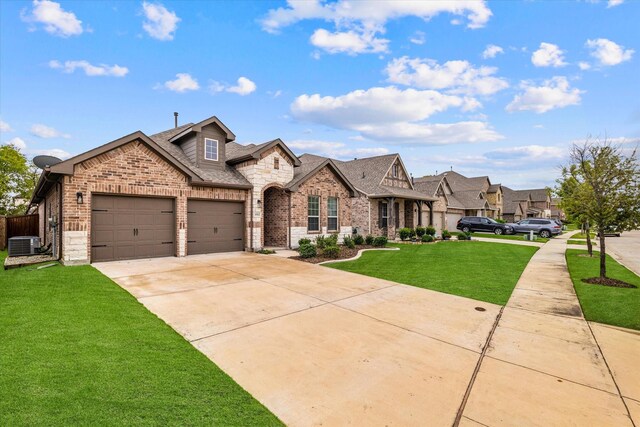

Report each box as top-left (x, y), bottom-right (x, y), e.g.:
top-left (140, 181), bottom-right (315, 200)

top-left (8, 236), bottom-right (41, 257)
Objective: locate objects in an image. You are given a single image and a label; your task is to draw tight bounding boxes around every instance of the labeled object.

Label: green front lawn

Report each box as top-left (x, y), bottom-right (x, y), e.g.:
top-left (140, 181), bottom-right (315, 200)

top-left (327, 242), bottom-right (538, 305)
top-left (572, 232), bottom-right (597, 239)
top-left (566, 249), bottom-right (640, 330)
top-left (460, 232), bottom-right (549, 243)
top-left (0, 253), bottom-right (281, 426)
top-left (567, 239), bottom-right (597, 246)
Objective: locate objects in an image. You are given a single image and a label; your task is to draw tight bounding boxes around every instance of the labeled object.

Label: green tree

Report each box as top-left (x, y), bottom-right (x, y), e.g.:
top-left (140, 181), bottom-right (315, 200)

top-left (556, 165), bottom-right (595, 255)
top-left (565, 139), bottom-right (639, 279)
top-left (0, 143), bottom-right (39, 215)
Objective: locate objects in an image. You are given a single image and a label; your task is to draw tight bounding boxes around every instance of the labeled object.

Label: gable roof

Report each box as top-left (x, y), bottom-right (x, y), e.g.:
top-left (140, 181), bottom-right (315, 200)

top-left (286, 155), bottom-right (357, 195)
top-left (334, 154), bottom-right (436, 201)
top-left (453, 190), bottom-right (493, 210)
top-left (149, 125), bottom-right (251, 188)
top-left (168, 115), bottom-right (236, 143)
top-left (525, 188), bottom-right (550, 202)
top-left (413, 175), bottom-right (443, 197)
top-left (226, 139), bottom-right (301, 166)
top-left (435, 171), bottom-right (490, 192)
top-left (487, 183), bottom-right (501, 193)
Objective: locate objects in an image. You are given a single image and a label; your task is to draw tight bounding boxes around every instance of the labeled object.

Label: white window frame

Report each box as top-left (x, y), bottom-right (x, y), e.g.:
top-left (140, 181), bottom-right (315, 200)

top-left (308, 195), bottom-right (320, 232)
top-left (204, 138), bottom-right (219, 161)
top-left (327, 197), bottom-right (338, 232)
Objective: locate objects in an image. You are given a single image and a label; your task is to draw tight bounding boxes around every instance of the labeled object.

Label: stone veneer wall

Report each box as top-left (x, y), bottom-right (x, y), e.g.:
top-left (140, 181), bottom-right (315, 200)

top-left (234, 146), bottom-right (294, 250)
top-left (47, 140), bottom-right (249, 264)
top-left (485, 190), bottom-right (503, 219)
top-left (289, 166), bottom-right (352, 248)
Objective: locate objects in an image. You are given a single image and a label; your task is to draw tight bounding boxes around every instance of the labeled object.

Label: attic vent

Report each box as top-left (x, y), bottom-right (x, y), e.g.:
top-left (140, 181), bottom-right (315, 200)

top-left (362, 172), bottom-right (365, 179)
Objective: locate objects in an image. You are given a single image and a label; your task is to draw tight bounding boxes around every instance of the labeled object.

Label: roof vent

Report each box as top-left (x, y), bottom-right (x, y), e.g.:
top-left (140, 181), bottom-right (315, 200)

top-left (362, 172), bottom-right (365, 179)
top-left (174, 112), bottom-right (179, 128)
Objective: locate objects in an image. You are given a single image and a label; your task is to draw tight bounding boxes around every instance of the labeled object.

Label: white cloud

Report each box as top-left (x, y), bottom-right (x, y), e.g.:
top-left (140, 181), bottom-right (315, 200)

top-left (4, 137), bottom-right (71, 159)
top-left (578, 61), bottom-right (591, 70)
top-left (586, 38), bottom-right (634, 66)
top-left (261, 0), bottom-right (492, 55)
top-left (48, 60), bottom-right (129, 77)
top-left (482, 44), bottom-right (504, 59)
top-left (385, 57), bottom-right (509, 96)
top-left (161, 73), bottom-right (199, 93)
top-left (7, 137), bottom-right (27, 151)
top-left (267, 90), bottom-right (283, 98)
top-left (607, 0), bottom-right (624, 7)
top-left (287, 140), bottom-right (389, 159)
top-left (409, 31), bottom-right (426, 45)
top-left (142, 1), bottom-right (180, 41)
top-left (0, 120), bottom-right (12, 132)
top-left (506, 77), bottom-right (583, 114)
top-left (310, 28), bottom-right (389, 54)
top-left (22, 0), bottom-right (83, 37)
top-left (209, 77), bottom-right (257, 96)
top-left (484, 145), bottom-right (564, 160)
top-left (531, 42), bottom-right (567, 67)
top-left (30, 124), bottom-right (70, 139)
top-left (291, 86), bottom-right (502, 144)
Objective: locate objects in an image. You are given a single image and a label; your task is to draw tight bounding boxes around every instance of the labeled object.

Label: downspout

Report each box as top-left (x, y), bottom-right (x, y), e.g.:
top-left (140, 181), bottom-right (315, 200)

top-left (288, 190), bottom-right (292, 249)
top-left (249, 190), bottom-right (254, 251)
top-left (368, 197), bottom-right (371, 235)
top-left (57, 179), bottom-right (63, 262)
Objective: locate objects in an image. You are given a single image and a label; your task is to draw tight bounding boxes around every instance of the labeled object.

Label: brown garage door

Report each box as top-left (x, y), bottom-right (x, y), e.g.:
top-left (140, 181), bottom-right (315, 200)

top-left (187, 200), bottom-right (244, 255)
top-left (92, 195), bottom-right (175, 262)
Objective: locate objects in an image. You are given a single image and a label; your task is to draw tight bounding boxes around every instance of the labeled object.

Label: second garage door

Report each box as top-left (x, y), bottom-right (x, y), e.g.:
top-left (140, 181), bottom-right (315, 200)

top-left (91, 195), bottom-right (175, 262)
top-left (187, 200), bottom-right (244, 255)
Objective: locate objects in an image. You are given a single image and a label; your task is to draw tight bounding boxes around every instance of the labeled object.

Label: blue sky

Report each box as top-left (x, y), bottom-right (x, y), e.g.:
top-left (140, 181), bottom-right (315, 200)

top-left (1, 0), bottom-right (638, 189)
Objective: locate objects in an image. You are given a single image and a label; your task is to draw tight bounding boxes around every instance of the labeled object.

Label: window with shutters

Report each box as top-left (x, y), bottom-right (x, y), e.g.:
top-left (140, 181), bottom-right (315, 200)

top-left (308, 196), bottom-right (320, 231)
top-left (327, 197), bottom-right (338, 231)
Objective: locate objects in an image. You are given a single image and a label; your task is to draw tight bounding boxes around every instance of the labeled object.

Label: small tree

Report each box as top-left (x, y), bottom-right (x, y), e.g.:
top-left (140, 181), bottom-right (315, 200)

top-left (566, 139), bottom-right (639, 279)
top-left (0, 143), bottom-right (39, 215)
top-left (556, 165), bottom-right (595, 255)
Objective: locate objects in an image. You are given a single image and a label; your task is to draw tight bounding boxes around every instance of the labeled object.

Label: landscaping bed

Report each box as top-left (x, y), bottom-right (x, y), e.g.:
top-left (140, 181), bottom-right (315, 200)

top-left (327, 242), bottom-right (538, 305)
top-left (292, 244), bottom-right (375, 263)
top-left (566, 249), bottom-right (640, 330)
top-left (0, 251), bottom-right (281, 426)
top-left (452, 232), bottom-right (550, 243)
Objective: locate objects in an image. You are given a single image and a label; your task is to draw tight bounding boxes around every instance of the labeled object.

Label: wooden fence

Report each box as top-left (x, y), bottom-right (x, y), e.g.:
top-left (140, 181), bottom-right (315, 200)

top-left (5, 214), bottom-right (39, 247)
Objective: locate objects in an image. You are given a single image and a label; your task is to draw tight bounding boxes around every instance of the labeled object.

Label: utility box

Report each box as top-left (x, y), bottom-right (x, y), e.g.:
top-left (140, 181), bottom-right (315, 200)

top-left (8, 236), bottom-right (41, 257)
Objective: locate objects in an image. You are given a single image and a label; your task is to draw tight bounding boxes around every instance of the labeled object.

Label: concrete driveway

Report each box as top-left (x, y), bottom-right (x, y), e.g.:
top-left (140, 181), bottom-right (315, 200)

top-left (95, 252), bottom-right (501, 426)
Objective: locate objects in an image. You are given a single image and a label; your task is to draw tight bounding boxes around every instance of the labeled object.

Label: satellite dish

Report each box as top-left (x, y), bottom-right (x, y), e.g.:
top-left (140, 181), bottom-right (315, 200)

top-left (33, 155), bottom-right (62, 169)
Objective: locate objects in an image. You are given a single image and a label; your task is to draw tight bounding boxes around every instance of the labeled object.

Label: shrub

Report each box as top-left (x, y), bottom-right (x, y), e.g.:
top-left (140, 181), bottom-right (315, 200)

top-left (426, 226), bottom-right (436, 236)
top-left (373, 236), bottom-right (388, 247)
top-left (257, 249), bottom-right (276, 254)
top-left (298, 238), bottom-right (311, 246)
top-left (327, 233), bottom-right (338, 246)
top-left (353, 234), bottom-right (365, 245)
top-left (399, 227), bottom-right (412, 241)
top-left (415, 226), bottom-right (426, 237)
top-left (421, 234), bottom-right (434, 243)
top-left (365, 235), bottom-right (374, 245)
top-left (457, 232), bottom-right (472, 241)
top-left (442, 229), bottom-right (451, 238)
top-left (323, 244), bottom-right (340, 258)
top-left (298, 243), bottom-right (317, 258)
top-left (315, 235), bottom-right (327, 249)
top-left (494, 218), bottom-right (506, 223)
top-left (409, 228), bottom-right (416, 238)
top-left (343, 235), bottom-right (355, 249)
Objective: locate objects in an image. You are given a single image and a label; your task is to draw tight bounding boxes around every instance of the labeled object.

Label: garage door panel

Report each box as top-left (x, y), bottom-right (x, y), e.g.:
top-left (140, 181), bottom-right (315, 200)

top-left (187, 200), bottom-right (244, 255)
top-left (92, 195), bottom-right (175, 262)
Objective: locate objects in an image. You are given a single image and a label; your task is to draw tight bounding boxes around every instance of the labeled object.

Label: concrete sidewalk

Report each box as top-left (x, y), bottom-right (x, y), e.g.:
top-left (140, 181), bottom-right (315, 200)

top-left (460, 231), bottom-right (636, 426)
top-left (471, 236), bottom-right (545, 247)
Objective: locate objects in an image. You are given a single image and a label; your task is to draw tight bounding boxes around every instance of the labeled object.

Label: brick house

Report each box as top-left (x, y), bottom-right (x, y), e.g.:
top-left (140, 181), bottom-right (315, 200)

top-left (502, 187), bottom-right (551, 221)
top-left (28, 115), bottom-right (358, 264)
top-left (414, 171), bottom-right (503, 229)
top-left (310, 153), bottom-right (438, 239)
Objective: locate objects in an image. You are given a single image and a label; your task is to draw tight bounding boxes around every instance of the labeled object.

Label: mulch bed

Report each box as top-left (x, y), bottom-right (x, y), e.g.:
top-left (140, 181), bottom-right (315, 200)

top-left (581, 277), bottom-right (637, 288)
top-left (292, 245), bottom-right (376, 264)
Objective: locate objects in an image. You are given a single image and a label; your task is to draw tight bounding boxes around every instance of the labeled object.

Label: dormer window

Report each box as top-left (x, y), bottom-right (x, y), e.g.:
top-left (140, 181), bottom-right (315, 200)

top-left (204, 138), bottom-right (218, 161)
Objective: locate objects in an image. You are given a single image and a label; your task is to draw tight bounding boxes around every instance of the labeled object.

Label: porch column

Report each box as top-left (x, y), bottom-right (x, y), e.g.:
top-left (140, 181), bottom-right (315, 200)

top-left (387, 197), bottom-right (395, 239)
top-left (427, 201), bottom-right (434, 226)
top-left (415, 200), bottom-right (423, 226)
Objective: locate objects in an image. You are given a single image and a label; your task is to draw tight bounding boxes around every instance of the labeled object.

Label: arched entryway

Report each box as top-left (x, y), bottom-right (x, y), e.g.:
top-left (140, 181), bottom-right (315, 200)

top-left (263, 186), bottom-right (289, 247)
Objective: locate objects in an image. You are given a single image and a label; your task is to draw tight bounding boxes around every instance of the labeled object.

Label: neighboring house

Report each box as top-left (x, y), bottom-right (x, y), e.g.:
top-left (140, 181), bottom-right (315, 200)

top-left (502, 187), bottom-right (551, 222)
top-left (304, 153), bottom-right (438, 239)
top-left (414, 170), bottom-right (504, 229)
top-left (28, 115), bottom-right (357, 264)
top-left (413, 174), bottom-right (464, 232)
top-left (550, 197), bottom-right (566, 221)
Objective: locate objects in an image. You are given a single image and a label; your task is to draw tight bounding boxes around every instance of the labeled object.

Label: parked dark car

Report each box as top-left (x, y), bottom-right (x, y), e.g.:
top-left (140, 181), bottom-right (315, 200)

top-left (598, 225), bottom-right (622, 237)
top-left (510, 219), bottom-right (562, 238)
top-left (456, 216), bottom-right (514, 235)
